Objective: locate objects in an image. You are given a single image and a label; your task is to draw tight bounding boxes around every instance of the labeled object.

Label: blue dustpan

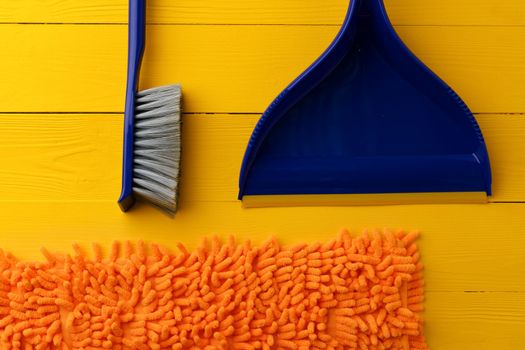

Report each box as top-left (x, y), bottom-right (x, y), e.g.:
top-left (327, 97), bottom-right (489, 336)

top-left (239, 0), bottom-right (492, 207)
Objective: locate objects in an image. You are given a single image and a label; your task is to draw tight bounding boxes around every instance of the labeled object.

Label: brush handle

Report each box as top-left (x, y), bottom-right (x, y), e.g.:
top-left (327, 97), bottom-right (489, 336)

top-left (119, 0), bottom-right (147, 211)
top-left (126, 0), bottom-right (146, 94)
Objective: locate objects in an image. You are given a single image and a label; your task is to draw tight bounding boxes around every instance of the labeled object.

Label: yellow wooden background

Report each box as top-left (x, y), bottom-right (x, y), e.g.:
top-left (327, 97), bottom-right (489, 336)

top-left (1, 0), bottom-right (524, 348)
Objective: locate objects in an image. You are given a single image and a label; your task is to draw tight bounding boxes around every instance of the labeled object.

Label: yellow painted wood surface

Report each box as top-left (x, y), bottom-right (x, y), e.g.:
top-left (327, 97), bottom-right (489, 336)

top-left (2, 202), bottom-right (525, 293)
top-left (424, 292), bottom-right (525, 349)
top-left (0, 0), bottom-right (524, 348)
top-left (1, 0), bottom-right (524, 26)
top-left (2, 25), bottom-right (525, 113)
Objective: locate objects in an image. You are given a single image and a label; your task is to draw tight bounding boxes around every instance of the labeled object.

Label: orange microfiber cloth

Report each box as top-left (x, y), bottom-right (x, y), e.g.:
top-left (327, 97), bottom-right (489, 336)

top-left (0, 230), bottom-right (427, 350)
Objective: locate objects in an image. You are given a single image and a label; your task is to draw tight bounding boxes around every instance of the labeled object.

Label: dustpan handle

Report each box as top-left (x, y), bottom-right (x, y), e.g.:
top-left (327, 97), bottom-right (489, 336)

top-left (354, 0), bottom-right (388, 18)
top-left (358, 0), bottom-right (386, 12)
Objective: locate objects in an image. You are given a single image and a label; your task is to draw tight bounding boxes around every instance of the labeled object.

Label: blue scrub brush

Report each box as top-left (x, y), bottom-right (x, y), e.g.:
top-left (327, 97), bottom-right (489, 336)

top-left (118, 0), bottom-right (182, 215)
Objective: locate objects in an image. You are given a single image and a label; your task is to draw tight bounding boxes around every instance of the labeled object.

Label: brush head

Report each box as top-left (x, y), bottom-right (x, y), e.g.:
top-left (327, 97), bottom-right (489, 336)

top-left (132, 84), bottom-right (182, 215)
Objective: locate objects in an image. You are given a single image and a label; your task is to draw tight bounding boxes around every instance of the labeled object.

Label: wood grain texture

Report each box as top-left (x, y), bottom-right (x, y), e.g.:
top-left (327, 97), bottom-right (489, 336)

top-left (2, 24), bottom-right (525, 113)
top-left (480, 115), bottom-right (525, 202)
top-left (1, 0), bottom-right (524, 26)
top-left (0, 114), bottom-right (121, 201)
top-left (0, 114), bottom-right (523, 202)
top-left (425, 292), bottom-right (525, 349)
top-left (0, 201), bottom-right (524, 294)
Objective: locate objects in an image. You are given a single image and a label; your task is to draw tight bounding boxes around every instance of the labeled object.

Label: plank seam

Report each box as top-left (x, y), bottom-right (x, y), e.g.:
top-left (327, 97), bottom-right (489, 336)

top-left (1, 112), bottom-right (524, 116)
top-left (2, 22), bottom-right (525, 27)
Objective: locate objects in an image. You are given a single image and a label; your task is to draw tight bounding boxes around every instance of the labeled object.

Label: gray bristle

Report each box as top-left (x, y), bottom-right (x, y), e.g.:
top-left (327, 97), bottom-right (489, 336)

top-left (132, 84), bottom-right (181, 215)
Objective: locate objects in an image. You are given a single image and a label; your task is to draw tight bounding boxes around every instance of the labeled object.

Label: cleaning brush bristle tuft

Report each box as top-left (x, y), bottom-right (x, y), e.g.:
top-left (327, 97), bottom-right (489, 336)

top-left (132, 84), bottom-right (182, 215)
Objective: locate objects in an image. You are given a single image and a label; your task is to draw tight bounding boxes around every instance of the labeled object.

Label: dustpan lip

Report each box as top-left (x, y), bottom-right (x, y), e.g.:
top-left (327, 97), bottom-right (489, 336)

top-left (238, 0), bottom-right (492, 200)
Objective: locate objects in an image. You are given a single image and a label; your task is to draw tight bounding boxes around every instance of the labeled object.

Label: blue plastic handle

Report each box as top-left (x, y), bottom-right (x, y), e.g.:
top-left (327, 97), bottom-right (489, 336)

top-left (118, 0), bottom-right (146, 211)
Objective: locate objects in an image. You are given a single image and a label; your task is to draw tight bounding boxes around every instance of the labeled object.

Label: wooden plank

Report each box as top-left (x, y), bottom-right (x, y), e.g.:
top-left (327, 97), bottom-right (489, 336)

top-left (0, 114), bottom-right (523, 203)
top-left (0, 114), bottom-right (121, 201)
top-left (425, 292), bottom-right (525, 349)
top-left (1, 0), bottom-right (524, 26)
top-left (1, 25), bottom-right (525, 113)
top-left (0, 201), bottom-right (524, 293)
top-left (480, 115), bottom-right (525, 202)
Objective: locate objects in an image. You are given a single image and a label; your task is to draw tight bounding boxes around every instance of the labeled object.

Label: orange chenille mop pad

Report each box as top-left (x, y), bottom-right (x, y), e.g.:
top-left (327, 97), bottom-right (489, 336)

top-left (0, 230), bottom-right (427, 350)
